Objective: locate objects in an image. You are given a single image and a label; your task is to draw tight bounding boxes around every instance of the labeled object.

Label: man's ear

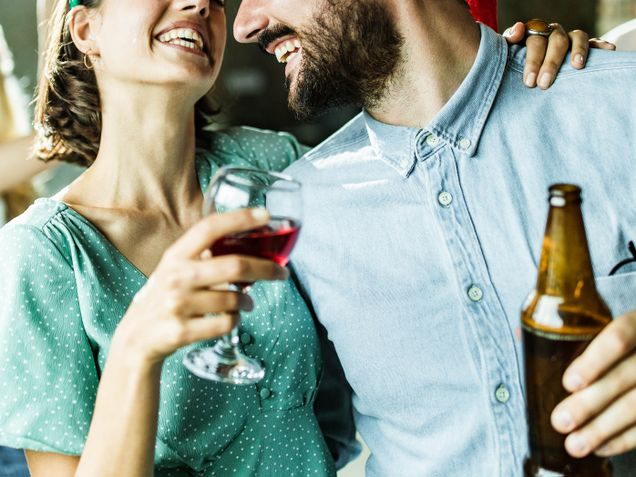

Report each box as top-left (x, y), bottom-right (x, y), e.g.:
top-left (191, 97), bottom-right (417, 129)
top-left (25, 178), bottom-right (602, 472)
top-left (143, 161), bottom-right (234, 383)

top-left (68, 6), bottom-right (100, 57)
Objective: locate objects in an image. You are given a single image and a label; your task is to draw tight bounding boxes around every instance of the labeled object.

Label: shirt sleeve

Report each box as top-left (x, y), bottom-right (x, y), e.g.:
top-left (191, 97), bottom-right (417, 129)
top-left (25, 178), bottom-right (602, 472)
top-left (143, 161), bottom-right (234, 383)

top-left (289, 268), bottom-right (361, 469)
top-left (0, 224), bottom-right (99, 455)
top-left (313, 321), bottom-right (362, 470)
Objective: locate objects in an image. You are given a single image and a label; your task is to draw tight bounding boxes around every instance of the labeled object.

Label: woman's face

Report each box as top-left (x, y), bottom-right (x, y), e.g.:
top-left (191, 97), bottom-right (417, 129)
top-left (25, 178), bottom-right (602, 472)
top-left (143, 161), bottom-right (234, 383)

top-left (88, 0), bottom-right (226, 98)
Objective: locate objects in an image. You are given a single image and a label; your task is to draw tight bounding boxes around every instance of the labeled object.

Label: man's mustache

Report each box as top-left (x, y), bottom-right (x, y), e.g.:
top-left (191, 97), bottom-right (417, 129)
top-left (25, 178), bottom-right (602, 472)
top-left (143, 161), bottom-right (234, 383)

top-left (257, 25), bottom-right (297, 54)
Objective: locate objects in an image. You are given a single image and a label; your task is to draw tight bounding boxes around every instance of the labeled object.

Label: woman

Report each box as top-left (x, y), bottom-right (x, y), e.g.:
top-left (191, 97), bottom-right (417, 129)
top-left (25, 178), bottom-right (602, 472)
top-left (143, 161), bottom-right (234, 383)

top-left (0, 1), bottom-right (601, 476)
top-left (1, 0), bottom-right (330, 475)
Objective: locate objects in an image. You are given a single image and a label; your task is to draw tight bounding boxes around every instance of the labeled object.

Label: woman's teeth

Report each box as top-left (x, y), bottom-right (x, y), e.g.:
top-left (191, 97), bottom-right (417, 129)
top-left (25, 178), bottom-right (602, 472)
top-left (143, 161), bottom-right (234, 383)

top-left (158, 28), bottom-right (204, 52)
top-left (275, 39), bottom-right (302, 63)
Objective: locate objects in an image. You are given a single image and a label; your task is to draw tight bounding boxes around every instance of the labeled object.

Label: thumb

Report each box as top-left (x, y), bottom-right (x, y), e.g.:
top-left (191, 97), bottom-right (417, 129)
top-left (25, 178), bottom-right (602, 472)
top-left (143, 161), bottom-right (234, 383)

top-left (503, 22), bottom-right (526, 44)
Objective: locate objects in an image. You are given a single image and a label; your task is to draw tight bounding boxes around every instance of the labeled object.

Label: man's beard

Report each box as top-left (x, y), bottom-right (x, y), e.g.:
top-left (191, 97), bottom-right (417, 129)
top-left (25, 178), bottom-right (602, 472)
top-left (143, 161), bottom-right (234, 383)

top-left (287, 0), bottom-right (404, 120)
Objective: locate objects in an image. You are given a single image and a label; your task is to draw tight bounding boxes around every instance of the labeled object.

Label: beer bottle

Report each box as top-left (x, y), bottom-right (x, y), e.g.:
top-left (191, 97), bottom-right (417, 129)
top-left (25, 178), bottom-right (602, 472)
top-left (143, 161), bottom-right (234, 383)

top-left (522, 184), bottom-right (612, 476)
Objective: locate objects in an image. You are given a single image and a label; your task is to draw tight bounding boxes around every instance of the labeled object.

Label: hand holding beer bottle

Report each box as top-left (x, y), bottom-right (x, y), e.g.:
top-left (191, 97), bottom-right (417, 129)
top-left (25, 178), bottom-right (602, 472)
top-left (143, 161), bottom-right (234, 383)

top-left (522, 184), bottom-right (636, 475)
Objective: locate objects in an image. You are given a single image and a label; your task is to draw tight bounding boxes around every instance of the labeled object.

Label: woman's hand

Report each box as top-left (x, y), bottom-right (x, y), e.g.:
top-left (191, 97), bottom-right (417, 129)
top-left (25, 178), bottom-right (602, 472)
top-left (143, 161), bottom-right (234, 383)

top-left (502, 21), bottom-right (616, 90)
top-left (114, 208), bottom-right (288, 366)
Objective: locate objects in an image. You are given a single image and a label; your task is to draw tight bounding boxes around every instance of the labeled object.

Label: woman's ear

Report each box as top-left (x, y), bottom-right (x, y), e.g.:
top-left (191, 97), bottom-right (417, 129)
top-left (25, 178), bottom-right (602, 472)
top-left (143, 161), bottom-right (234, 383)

top-left (68, 6), bottom-right (100, 58)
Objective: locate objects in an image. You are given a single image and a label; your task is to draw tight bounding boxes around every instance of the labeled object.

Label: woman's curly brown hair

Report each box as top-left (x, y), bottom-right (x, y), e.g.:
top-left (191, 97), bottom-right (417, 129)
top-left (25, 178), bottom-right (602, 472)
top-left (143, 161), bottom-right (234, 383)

top-left (35, 0), bottom-right (218, 167)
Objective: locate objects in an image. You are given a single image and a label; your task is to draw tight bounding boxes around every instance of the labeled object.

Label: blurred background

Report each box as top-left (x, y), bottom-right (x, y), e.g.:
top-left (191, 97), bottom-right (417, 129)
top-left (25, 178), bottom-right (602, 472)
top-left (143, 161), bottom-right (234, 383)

top-left (2, 0), bottom-right (634, 149)
top-left (0, 0), bottom-right (635, 476)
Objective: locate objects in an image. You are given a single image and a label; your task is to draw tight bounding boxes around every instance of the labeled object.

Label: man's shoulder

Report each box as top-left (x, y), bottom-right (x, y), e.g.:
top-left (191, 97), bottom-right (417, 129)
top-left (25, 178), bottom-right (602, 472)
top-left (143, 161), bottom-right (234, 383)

top-left (507, 45), bottom-right (636, 79)
top-left (286, 113), bottom-right (370, 177)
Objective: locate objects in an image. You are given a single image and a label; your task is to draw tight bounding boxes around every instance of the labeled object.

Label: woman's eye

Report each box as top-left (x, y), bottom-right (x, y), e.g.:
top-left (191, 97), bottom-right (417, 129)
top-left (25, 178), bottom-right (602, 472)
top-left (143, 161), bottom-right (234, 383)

top-left (214, 0), bottom-right (225, 7)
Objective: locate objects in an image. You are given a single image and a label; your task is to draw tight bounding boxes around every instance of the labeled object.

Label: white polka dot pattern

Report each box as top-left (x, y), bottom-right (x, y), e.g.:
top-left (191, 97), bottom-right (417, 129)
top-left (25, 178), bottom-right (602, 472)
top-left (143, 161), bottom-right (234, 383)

top-left (0, 128), bottom-right (335, 475)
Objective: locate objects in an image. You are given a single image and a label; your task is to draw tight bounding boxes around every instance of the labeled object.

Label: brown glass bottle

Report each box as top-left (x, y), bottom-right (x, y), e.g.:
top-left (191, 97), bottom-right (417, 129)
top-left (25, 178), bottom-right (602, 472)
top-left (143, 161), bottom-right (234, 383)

top-left (522, 184), bottom-right (612, 477)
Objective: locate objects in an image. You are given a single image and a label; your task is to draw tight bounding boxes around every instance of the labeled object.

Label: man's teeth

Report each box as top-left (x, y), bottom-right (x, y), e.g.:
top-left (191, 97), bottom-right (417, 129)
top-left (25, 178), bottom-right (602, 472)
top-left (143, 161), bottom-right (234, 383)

top-left (275, 39), bottom-right (302, 63)
top-left (158, 28), bottom-right (204, 52)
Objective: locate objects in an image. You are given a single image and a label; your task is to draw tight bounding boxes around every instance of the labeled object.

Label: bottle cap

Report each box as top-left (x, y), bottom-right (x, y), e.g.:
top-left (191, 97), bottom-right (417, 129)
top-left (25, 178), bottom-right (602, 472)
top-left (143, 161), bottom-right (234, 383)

top-left (549, 183), bottom-right (582, 206)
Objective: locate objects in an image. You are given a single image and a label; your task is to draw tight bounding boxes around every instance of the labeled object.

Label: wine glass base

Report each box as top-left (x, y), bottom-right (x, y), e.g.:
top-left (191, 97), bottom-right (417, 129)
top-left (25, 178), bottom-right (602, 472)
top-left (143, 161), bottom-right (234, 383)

top-left (183, 347), bottom-right (264, 385)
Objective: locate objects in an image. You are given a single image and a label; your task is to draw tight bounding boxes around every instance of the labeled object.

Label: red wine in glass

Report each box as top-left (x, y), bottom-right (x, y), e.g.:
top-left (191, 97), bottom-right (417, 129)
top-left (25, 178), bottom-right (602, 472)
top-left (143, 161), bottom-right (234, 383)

top-left (183, 166), bottom-right (302, 385)
top-left (211, 217), bottom-right (301, 267)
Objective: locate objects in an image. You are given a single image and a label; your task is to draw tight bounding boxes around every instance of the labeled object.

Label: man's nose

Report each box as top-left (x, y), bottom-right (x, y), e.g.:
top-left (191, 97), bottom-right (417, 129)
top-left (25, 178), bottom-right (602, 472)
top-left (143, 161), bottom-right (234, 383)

top-left (234, 0), bottom-right (268, 43)
top-left (178, 0), bottom-right (210, 18)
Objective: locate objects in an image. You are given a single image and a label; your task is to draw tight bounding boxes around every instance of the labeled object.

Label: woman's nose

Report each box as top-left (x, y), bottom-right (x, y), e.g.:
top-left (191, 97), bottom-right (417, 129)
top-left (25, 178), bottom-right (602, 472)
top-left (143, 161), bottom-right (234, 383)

top-left (179, 0), bottom-right (209, 18)
top-left (234, 0), bottom-right (269, 43)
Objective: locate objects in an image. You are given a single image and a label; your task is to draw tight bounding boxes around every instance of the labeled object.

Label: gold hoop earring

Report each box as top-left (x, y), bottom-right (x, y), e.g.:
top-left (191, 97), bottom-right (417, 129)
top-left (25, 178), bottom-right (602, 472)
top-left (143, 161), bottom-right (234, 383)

top-left (83, 53), bottom-right (94, 70)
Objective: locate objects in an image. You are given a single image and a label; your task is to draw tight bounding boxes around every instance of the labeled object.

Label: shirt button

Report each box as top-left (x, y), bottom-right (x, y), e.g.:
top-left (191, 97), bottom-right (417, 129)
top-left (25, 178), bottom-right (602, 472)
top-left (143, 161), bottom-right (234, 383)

top-left (240, 333), bottom-right (252, 345)
top-left (459, 137), bottom-right (472, 150)
top-left (437, 191), bottom-right (453, 207)
top-left (467, 285), bottom-right (483, 302)
top-left (259, 388), bottom-right (272, 400)
top-left (426, 134), bottom-right (440, 147)
top-left (399, 158), bottom-right (411, 170)
top-left (495, 384), bottom-right (510, 403)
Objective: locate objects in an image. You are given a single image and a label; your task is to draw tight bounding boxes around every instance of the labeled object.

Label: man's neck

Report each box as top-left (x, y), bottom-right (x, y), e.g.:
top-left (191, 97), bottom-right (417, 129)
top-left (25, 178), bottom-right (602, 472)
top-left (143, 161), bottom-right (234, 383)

top-left (367, 1), bottom-right (481, 129)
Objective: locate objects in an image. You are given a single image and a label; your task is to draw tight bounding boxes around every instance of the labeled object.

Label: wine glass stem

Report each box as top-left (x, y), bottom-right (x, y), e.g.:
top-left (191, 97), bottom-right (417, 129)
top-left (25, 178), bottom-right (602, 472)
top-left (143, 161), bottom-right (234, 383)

top-left (220, 326), bottom-right (240, 350)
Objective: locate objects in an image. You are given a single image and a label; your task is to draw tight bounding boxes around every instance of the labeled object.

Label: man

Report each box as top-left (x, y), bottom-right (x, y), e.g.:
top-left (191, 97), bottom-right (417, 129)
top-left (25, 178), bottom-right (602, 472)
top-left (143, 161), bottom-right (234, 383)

top-left (233, 1), bottom-right (636, 476)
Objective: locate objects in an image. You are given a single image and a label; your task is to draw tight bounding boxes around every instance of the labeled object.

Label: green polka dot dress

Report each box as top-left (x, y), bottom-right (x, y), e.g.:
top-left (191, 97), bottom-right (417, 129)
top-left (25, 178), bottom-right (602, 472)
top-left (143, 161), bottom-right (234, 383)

top-left (0, 127), bottom-right (336, 476)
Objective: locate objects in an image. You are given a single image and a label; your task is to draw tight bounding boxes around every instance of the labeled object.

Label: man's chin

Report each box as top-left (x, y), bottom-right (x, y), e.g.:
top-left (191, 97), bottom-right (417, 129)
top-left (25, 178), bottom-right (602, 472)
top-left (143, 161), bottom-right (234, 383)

top-left (284, 77), bottom-right (322, 120)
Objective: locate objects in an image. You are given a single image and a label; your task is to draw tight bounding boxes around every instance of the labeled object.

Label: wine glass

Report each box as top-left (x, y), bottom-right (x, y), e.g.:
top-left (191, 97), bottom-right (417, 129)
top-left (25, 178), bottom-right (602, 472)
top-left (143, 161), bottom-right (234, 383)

top-left (183, 166), bottom-right (302, 385)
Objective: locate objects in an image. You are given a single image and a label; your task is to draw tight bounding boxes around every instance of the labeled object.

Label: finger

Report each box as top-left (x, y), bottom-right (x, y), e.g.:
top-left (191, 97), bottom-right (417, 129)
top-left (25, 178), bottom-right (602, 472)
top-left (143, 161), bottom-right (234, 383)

top-left (563, 387), bottom-right (636, 458)
top-left (502, 22), bottom-right (526, 44)
top-left (164, 257), bottom-right (288, 290)
top-left (596, 425), bottom-right (636, 457)
top-left (166, 208), bottom-right (270, 260)
top-left (568, 29), bottom-right (590, 69)
top-left (535, 23), bottom-right (570, 89)
top-left (563, 313), bottom-right (636, 392)
top-left (165, 289), bottom-right (253, 317)
top-left (552, 351), bottom-right (636, 434)
top-left (523, 35), bottom-right (548, 87)
top-left (589, 38), bottom-right (617, 51)
top-left (175, 313), bottom-right (240, 346)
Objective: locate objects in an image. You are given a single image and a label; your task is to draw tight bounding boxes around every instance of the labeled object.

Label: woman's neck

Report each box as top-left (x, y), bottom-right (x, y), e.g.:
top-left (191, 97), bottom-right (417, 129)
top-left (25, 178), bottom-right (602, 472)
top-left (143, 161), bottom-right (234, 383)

top-left (70, 84), bottom-right (203, 222)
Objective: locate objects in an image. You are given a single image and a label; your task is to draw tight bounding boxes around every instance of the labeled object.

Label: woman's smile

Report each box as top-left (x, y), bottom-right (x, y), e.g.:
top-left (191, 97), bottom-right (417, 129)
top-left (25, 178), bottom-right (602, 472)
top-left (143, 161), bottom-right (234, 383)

top-left (155, 21), bottom-right (210, 59)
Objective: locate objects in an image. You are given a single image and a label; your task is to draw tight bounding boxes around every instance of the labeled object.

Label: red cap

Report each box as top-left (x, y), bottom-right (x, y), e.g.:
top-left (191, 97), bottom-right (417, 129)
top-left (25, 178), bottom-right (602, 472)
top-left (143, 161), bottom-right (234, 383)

top-left (467, 0), bottom-right (498, 31)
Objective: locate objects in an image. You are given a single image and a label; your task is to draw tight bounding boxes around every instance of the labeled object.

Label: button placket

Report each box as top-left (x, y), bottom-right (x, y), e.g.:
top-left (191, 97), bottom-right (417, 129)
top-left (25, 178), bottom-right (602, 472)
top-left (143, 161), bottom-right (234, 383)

top-left (467, 285), bottom-right (484, 302)
top-left (437, 191), bottom-right (453, 207)
top-left (495, 384), bottom-right (510, 403)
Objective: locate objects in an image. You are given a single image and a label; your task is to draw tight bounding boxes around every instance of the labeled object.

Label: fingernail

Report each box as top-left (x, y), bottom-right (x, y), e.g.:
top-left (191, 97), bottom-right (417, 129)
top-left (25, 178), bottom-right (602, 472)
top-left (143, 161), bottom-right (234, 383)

top-left (277, 268), bottom-right (290, 279)
top-left (574, 53), bottom-right (584, 65)
top-left (553, 409), bottom-right (573, 431)
top-left (596, 444), bottom-right (613, 456)
top-left (524, 72), bottom-right (537, 87)
top-left (506, 25), bottom-right (517, 37)
top-left (564, 373), bottom-right (584, 391)
top-left (567, 434), bottom-right (588, 455)
top-left (538, 72), bottom-right (552, 89)
top-left (251, 208), bottom-right (269, 221)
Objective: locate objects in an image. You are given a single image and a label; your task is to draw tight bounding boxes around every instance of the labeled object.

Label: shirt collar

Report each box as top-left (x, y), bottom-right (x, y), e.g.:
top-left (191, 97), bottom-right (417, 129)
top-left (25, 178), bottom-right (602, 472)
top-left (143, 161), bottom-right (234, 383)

top-left (364, 24), bottom-right (508, 177)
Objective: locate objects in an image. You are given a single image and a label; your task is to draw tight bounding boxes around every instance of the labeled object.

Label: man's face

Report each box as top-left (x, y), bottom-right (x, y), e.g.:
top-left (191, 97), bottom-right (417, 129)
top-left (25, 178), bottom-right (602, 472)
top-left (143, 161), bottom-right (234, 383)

top-left (234, 0), bottom-right (404, 119)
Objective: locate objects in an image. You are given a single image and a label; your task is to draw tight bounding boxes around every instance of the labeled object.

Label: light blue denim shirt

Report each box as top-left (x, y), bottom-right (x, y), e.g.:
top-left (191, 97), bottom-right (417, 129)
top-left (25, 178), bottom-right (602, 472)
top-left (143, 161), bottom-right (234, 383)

top-left (286, 24), bottom-right (636, 477)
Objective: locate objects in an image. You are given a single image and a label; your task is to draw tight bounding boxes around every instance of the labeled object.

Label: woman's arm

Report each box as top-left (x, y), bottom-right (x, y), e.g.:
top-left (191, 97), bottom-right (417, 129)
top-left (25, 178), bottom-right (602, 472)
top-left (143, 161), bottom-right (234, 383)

top-left (0, 135), bottom-right (53, 193)
top-left (24, 209), bottom-right (288, 477)
top-left (25, 355), bottom-right (162, 477)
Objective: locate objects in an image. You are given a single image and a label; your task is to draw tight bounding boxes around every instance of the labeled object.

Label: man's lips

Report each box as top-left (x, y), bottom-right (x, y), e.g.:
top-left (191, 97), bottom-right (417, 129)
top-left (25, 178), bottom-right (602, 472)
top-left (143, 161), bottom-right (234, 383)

top-left (266, 35), bottom-right (302, 64)
top-left (265, 35), bottom-right (298, 55)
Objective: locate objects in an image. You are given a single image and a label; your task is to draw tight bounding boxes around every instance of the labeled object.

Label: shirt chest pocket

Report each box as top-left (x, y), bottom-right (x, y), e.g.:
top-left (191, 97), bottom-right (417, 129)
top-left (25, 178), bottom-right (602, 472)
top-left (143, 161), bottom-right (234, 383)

top-left (595, 270), bottom-right (636, 318)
